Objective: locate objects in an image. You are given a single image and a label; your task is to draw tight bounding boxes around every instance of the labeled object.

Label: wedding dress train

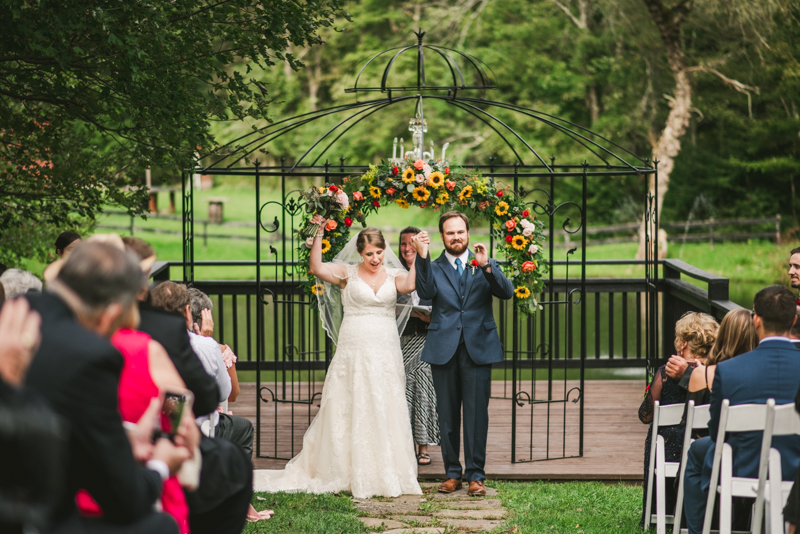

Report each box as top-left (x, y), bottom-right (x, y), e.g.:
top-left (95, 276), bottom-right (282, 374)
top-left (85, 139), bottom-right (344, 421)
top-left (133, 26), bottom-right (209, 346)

top-left (253, 264), bottom-right (422, 498)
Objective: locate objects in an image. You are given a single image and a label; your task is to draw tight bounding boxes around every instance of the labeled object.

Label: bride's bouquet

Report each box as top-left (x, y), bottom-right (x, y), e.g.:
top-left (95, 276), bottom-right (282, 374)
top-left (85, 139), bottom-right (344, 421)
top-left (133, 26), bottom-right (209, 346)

top-left (300, 184), bottom-right (350, 239)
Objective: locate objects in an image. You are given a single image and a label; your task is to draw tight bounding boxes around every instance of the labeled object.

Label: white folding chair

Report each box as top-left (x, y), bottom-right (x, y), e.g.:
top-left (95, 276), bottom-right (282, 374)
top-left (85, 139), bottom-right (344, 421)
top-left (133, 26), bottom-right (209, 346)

top-left (753, 402), bottom-right (800, 534)
top-left (200, 417), bottom-right (215, 438)
top-left (673, 400), bottom-right (712, 534)
top-left (645, 400), bottom-right (688, 533)
top-left (703, 400), bottom-right (771, 534)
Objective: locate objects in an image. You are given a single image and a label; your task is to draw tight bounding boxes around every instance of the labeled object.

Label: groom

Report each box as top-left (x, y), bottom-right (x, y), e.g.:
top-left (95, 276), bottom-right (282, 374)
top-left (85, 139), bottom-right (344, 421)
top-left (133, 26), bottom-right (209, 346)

top-left (413, 211), bottom-right (514, 496)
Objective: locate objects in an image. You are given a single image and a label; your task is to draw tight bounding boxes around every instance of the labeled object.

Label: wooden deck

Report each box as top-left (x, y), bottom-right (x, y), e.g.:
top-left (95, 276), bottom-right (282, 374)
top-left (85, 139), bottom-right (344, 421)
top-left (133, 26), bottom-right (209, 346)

top-left (233, 380), bottom-right (647, 481)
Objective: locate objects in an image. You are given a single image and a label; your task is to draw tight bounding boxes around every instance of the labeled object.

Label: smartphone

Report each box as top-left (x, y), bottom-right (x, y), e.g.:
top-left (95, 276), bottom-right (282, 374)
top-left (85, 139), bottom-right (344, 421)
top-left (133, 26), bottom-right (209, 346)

top-left (158, 389), bottom-right (194, 441)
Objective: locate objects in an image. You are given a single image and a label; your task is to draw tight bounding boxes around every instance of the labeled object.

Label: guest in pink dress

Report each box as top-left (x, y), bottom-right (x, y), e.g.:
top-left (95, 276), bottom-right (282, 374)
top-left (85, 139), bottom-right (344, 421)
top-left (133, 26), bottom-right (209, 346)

top-left (76, 328), bottom-right (196, 533)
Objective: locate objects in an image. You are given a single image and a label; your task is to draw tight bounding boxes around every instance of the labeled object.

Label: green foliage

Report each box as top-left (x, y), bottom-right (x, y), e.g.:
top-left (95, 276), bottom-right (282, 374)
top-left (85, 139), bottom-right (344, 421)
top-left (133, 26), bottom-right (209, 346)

top-left (0, 0), bottom-right (348, 264)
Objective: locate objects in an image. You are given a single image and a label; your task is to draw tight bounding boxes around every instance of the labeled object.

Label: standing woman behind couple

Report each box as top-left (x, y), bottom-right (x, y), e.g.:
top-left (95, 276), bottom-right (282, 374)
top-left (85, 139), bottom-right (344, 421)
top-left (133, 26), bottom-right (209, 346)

top-left (253, 219), bottom-right (423, 498)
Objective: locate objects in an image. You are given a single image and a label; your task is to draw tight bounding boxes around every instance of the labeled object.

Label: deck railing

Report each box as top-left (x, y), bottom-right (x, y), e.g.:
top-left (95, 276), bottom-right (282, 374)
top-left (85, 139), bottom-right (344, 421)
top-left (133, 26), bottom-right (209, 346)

top-left (149, 258), bottom-right (741, 373)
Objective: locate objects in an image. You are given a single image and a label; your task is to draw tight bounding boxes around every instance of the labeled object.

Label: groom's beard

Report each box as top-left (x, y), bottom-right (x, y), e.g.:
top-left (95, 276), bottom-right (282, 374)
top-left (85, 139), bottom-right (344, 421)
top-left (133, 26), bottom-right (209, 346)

top-left (444, 238), bottom-right (469, 256)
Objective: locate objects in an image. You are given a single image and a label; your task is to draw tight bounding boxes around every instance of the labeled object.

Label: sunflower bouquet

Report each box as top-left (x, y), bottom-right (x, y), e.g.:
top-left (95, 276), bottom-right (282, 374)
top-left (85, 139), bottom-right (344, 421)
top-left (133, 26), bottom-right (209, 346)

top-left (299, 184), bottom-right (350, 239)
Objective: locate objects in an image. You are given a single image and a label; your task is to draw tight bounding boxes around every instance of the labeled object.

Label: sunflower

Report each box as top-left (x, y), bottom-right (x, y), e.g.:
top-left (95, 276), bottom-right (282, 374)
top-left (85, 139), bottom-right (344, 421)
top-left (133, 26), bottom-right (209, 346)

top-left (412, 186), bottom-right (431, 202)
top-left (320, 238), bottom-right (331, 254)
top-left (369, 185), bottom-right (381, 198)
top-left (495, 201), bottom-right (509, 216)
top-left (510, 235), bottom-right (528, 250)
top-left (435, 191), bottom-right (449, 205)
top-left (428, 171), bottom-right (445, 188)
top-left (457, 185), bottom-right (474, 204)
top-left (311, 283), bottom-right (325, 296)
top-left (402, 168), bottom-right (415, 183)
top-left (514, 286), bottom-right (531, 299)
top-left (396, 198), bottom-right (410, 209)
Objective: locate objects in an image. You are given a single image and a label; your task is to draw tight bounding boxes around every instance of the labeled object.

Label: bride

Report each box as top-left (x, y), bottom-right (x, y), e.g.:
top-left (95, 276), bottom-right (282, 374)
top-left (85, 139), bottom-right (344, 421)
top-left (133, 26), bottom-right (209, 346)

top-left (253, 215), bottom-right (423, 498)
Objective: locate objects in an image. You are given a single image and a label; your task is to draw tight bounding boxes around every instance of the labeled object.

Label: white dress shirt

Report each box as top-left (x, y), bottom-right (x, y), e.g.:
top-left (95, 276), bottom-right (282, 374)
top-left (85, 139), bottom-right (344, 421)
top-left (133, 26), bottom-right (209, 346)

top-left (444, 249), bottom-right (471, 272)
top-left (188, 330), bottom-right (231, 428)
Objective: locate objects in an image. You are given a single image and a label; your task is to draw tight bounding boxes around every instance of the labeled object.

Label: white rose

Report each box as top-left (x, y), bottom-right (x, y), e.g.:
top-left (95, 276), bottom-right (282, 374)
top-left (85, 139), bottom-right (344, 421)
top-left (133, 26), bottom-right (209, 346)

top-left (528, 244), bottom-right (539, 254)
top-left (306, 237), bottom-right (315, 248)
top-left (423, 164), bottom-right (432, 175)
top-left (522, 227), bottom-right (533, 237)
top-left (520, 219), bottom-right (533, 229)
top-left (415, 174), bottom-right (425, 183)
top-left (335, 191), bottom-right (349, 210)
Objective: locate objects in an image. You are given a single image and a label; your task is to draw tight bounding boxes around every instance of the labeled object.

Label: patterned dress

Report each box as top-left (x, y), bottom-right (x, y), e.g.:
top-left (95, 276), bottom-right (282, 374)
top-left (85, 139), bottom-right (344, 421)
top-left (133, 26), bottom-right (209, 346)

top-left (401, 294), bottom-right (440, 446)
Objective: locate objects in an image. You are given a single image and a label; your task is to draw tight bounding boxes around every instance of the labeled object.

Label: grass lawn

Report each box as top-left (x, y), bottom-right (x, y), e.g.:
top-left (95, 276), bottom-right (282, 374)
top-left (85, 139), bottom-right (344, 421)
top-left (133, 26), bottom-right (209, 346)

top-left (246, 480), bottom-right (643, 533)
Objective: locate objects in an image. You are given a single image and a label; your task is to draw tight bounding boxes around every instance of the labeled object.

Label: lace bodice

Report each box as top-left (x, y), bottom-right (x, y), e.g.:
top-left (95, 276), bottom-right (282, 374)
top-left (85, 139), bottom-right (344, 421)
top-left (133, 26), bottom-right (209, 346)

top-left (342, 264), bottom-right (401, 319)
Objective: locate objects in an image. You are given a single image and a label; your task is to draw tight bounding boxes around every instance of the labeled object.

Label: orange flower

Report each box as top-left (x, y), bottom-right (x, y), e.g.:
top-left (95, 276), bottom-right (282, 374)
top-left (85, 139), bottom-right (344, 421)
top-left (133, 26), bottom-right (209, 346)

top-left (505, 220), bottom-right (516, 232)
top-left (414, 159), bottom-right (425, 170)
top-left (521, 261), bottom-right (536, 273)
top-left (325, 219), bottom-right (337, 231)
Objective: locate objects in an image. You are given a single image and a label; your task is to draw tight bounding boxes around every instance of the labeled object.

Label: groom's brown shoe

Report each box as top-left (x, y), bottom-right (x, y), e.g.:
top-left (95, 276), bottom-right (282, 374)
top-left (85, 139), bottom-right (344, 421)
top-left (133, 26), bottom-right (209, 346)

top-left (438, 478), bottom-right (462, 493)
top-left (468, 480), bottom-right (487, 496)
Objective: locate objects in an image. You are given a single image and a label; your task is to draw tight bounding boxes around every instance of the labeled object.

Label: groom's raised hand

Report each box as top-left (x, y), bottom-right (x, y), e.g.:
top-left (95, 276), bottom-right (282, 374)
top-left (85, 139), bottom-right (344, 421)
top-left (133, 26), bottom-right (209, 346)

top-left (412, 232), bottom-right (430, 259)
top-left (474, 243), bottom-right (490, 268)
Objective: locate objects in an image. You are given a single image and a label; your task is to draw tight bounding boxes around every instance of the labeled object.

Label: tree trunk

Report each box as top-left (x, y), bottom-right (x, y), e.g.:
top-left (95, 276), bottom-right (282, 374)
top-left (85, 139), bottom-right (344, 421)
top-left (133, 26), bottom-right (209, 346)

top-left (636, 0), bottom-right (693, 260)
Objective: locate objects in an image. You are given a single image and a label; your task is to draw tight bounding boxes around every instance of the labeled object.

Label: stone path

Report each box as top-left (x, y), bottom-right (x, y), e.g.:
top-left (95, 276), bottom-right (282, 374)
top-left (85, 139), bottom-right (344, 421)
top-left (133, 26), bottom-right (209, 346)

top-left (354, 483), bottom-right (508, 533)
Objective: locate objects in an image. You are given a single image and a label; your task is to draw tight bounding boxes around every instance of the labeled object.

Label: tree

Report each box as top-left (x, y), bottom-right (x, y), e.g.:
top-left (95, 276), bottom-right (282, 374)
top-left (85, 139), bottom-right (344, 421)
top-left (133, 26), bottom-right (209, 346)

top-left (0, 0), bottom-right (347, 264)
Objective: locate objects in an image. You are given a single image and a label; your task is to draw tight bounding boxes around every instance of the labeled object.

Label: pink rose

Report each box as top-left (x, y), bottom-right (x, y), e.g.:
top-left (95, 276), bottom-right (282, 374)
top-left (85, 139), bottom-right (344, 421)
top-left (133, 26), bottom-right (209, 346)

top-left (445, 180), bottom-right (456, 191)
top-left (422, 164), bottom-right (433, 177)
top-left (505, 220), bottom-right (516, 232)
top-left (415, 174), bottom-right (425, 183)
top-left (352, 191), bottom-right (363, 201)
top-left (522, 227), bottom-right (533, 237)
top-left (528, 244), bottom-right (539, 255)
top-left (414, 159), bottom-right (425, 170)
top-left (335, 191), bottom-right (349, 210)
top-left (386, 187), bottom-right (396, 195)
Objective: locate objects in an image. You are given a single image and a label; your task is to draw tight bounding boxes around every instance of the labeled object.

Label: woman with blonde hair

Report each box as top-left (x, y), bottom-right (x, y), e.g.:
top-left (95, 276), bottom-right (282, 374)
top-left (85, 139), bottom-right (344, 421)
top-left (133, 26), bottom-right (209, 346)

top-left (638, 311), bottom-right (719, 527)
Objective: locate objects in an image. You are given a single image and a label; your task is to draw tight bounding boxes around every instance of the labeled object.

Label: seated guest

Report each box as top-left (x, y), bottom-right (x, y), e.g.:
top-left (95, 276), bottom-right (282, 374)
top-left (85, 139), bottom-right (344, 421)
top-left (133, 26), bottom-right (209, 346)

top-left (639, 311), bottom-right (718, 526)
top-left (683, 286), bottom-right (800, 534)
top-left (124, 245), bottom-right (257, 530)
top-left (0, 298), bottom-right (67, 534)
top-left (24, 242), bottom-right (190, 534)
top-left (1, 269), bottom-right (42, 298)
top-left (187, 288), bottom-right (253, 455)
top-left (687, 309), bottom-right (758, 411)
top-left (150, 281), bottom-right (265, 527)
top-left (55, 231), bottom-right (81, 258)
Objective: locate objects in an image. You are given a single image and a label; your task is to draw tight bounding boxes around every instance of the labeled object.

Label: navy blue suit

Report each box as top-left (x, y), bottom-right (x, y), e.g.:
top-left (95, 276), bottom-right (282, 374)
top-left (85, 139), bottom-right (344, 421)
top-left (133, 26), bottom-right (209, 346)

top-left (683, 339), bottom-right (800, 533)
top-left (415, 251), bottom-right (513, 481)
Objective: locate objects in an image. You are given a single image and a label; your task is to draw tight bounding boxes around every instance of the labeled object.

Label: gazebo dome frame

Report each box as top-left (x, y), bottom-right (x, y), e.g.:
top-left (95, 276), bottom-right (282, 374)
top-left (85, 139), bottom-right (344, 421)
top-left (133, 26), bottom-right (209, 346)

top-left (181, 31), bottom-right (661, 465)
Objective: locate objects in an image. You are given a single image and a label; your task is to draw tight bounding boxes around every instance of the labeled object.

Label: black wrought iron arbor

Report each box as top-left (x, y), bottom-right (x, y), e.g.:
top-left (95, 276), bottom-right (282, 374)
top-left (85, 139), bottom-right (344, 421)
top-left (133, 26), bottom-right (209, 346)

top-left (182, 31), bottom-right (659, 464)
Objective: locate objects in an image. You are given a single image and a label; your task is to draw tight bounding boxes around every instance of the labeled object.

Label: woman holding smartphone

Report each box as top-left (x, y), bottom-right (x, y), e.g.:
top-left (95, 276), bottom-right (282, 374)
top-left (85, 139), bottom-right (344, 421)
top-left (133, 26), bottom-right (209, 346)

top-left (398, 226), bottom-right (440, 466)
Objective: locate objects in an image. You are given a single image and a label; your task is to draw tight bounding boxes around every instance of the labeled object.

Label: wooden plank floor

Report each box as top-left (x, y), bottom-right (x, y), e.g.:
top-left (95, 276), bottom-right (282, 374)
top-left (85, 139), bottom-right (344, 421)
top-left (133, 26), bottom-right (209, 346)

top-left (233, 380), bottom-right (647, 481)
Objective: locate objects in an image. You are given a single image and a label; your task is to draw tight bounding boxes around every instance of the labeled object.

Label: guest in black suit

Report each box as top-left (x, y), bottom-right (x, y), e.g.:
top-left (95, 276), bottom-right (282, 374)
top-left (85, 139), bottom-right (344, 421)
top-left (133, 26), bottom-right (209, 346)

top-left (24, 242), bottom-right (190, 534)
top-left (122, 237), bottom-right (255, 533)
top-left (682, 286), bottom-right (800, 534)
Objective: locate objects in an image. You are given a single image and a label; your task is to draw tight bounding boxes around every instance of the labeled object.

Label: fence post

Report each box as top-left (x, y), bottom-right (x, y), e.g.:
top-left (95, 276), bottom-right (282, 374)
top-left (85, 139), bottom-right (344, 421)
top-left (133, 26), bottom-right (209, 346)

top-left (203, 221), bottom-right (208, 249)
top-left (129, 215), bottom-right (134, 236)
top-left (708, 217), bottom-right (714, 250)
top-left (776, 214), bottom-right (781, 247)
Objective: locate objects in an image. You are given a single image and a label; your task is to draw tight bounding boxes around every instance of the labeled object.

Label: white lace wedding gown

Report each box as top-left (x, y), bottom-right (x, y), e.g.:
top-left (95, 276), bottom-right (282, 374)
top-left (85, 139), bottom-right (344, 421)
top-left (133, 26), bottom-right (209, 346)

top-left (253, 264), bottom-right (422, 498)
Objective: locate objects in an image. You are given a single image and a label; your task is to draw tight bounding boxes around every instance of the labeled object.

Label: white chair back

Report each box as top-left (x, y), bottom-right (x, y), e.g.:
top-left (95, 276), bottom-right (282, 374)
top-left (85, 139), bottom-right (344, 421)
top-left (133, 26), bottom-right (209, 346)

top-left (645, 401), bottom-right (688, 533)
top-left (673, 401), bottom-right (711, 533)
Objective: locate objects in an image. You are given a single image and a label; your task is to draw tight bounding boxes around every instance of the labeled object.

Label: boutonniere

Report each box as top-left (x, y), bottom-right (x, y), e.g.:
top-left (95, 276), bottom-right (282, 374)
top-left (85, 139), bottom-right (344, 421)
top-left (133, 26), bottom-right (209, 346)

top-left (471, 259), bottom-right (479, 275)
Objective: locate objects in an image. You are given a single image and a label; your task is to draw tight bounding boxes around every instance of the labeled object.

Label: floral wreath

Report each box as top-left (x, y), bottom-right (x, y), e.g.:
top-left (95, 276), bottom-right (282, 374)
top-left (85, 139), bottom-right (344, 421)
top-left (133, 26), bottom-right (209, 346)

top-left (297, 156), bottom-right (547, 314)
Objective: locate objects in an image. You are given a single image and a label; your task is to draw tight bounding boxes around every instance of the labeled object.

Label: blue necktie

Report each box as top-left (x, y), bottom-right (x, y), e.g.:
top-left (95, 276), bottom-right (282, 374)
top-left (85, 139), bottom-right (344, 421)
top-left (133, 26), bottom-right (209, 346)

top-left (455, 258), bottom-right (464, 276)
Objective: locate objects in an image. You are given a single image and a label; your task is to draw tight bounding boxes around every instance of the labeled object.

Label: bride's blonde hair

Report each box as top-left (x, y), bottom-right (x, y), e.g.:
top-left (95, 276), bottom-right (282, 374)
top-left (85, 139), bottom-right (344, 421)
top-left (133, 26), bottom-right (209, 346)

top-left (356, 227), bottom-right (386, 253)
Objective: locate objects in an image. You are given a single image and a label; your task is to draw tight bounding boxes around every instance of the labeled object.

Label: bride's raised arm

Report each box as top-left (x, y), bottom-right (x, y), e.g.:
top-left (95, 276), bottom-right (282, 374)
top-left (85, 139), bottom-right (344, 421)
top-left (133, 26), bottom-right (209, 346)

top-left (308, 214), bottom-right (348, 286)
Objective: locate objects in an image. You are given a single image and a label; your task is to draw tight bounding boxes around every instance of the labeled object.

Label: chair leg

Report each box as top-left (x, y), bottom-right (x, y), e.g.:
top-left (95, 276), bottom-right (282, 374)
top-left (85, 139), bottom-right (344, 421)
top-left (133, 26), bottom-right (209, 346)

top-left (657, 437), bottom-right (667, 534)
top-left (720, 447), bottom-right (733, 534)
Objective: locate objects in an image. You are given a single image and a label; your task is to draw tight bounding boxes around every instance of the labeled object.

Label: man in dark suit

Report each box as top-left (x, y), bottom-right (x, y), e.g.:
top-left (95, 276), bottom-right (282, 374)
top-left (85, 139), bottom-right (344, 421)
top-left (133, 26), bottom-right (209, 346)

top-left (25, 242), bottom-right (190, 534)
top-left (682, 285), bottom-right (800, 534)
top-left (414, 211), bottom-right (514, 496)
